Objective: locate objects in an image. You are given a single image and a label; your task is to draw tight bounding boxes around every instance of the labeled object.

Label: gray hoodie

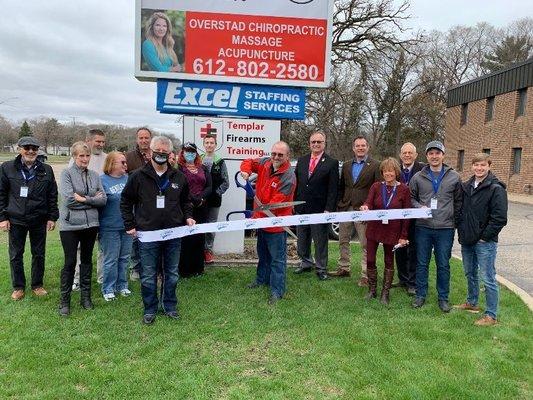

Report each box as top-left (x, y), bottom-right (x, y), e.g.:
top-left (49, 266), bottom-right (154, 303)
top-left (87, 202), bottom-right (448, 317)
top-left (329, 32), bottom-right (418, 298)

top-left (409, 164), bottom-right (462, 229)
top-left (59, 164), bottom-right (107, 231)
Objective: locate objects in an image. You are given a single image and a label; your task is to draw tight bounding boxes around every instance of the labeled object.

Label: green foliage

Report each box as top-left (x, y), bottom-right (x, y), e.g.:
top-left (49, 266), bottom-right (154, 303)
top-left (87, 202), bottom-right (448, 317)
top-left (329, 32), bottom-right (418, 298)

top-left (0, 233), bottom-right (531, 399)
top-left (481, 35), bottom-right (533, 73)
top-left (18, 120), bottom-right (32, 138)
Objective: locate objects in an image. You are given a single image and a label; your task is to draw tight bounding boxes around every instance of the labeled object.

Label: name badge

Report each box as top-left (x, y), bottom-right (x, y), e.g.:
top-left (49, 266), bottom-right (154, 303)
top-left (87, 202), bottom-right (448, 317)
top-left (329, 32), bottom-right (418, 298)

top-left (430, 197), bottom-right (438, 210)
top-left (382, 219), bottom-right (389, 224)
top-left (156, 195), bottom-right (165, 209)
top-left (20, 186), bottom-right (29, 198)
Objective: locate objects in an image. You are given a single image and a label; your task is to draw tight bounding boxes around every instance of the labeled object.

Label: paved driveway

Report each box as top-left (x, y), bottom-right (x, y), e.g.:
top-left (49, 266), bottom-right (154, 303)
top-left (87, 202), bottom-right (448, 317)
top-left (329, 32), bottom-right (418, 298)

top-left (453, 202), bottom-right (533, 296)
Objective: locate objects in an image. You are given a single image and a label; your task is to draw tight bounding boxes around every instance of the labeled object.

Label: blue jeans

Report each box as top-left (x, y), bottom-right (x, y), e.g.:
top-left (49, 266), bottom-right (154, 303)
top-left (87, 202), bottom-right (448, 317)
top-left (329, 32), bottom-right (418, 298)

top-left (129, 237), bottom-right (141, 274)
top-left (99, 230), bottom-right (133, 295)
top-left (256, 230), bottom-right (287, 298)
top-left (415, 227), bottom-right (455, 301)
top-left (461, 240), bottom-right (499, 319)
top-left (138, 238), bottom-right (181, 315)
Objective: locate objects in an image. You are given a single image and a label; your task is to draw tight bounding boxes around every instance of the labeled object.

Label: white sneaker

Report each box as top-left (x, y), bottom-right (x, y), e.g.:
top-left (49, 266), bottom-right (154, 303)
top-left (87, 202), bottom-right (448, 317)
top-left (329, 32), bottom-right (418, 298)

top-left (119, 289), bottom-right (132, 297)
top-left (72, 283), bottom-right (80, 291)
top-left (130, 271), bottom-right (140, 281)
top-left (103, 293), bottom-right (116, 302)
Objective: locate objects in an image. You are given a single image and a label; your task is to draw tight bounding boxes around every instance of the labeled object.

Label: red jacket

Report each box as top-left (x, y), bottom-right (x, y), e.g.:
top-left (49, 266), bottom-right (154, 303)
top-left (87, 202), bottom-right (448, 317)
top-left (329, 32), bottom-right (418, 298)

top-left (240, 157), bottom-right (296, 233)
top-left (363, 181), bottom-right (411, 245)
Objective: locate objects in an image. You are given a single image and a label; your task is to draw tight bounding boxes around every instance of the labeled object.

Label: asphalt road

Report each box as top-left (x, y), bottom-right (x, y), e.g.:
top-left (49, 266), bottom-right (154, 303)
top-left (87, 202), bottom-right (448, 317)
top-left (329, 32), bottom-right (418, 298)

top-left (453, 202), bottom-right (533, 296)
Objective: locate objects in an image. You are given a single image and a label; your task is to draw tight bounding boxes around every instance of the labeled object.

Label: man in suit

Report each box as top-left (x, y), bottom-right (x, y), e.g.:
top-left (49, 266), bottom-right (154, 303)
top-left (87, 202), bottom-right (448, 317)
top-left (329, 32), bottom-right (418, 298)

top-left (293, 131), bottom-right (339, 280)
top-left (330, 136), bottom-right (380, 286)
top-left (393, 142), bottom-right (425, 295)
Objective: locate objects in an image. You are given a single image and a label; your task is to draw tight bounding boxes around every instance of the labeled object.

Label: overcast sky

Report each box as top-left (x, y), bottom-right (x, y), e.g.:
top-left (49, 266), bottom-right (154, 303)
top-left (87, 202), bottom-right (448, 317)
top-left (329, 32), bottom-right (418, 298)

top-left (0, 0), bottom-right (531, 136)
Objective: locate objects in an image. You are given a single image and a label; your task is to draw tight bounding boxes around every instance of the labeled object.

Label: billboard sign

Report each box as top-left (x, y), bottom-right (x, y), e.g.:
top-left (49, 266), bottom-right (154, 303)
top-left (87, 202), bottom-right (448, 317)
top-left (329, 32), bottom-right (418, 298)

top-left (157, 80), bottom-right (306, 120)
top-left (135, 0), bottom-right (333, 87)
top-left (183, 116), bottom-right (281, 160)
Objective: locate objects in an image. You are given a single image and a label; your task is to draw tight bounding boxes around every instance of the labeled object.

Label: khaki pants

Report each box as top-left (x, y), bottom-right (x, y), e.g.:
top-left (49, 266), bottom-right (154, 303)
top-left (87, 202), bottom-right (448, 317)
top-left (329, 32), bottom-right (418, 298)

top-left (338, 217), bottom-right (367, 278)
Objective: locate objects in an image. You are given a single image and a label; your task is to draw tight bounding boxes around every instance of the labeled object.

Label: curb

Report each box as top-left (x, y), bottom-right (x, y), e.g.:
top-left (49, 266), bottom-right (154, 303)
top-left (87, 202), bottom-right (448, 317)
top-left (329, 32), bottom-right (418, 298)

top-left (452, 255), bottom-right (533, 312)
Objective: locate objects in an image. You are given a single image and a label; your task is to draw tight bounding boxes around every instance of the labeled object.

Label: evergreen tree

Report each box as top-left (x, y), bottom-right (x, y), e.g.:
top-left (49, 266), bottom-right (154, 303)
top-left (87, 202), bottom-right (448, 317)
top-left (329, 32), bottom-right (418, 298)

top-left (481, 35), bottom-right (532, 73)
top-left (18, 120), bottom-right (32, 138)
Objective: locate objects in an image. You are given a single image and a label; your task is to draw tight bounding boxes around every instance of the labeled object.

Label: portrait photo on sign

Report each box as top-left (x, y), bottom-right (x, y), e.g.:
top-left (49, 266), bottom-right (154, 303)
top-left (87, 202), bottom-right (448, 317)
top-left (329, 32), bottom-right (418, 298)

top-left (140, 9), bottom-right (185, 73)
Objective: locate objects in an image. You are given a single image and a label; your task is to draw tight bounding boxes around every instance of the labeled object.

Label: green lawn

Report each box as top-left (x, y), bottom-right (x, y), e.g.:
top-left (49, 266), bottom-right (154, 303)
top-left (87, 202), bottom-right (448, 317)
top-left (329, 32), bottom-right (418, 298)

top-left (0, 231), bottom-right (531, 399)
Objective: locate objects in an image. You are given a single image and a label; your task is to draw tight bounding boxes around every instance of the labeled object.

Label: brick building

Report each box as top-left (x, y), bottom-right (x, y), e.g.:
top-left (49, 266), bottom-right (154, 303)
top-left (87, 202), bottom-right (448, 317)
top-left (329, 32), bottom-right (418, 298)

top-left (445, 58), bottom-right (532, 194)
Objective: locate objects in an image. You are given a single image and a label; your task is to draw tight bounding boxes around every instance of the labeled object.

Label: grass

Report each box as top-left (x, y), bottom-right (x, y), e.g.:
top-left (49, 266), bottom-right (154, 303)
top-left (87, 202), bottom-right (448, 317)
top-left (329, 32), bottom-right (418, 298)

top-left (0, 230), bottom-right (532, 399)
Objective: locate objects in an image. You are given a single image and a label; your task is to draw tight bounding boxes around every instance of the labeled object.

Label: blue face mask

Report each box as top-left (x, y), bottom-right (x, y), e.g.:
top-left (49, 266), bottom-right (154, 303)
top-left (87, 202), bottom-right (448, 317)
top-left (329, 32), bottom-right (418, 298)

top-left (184, 152), bottom-right (196, 163)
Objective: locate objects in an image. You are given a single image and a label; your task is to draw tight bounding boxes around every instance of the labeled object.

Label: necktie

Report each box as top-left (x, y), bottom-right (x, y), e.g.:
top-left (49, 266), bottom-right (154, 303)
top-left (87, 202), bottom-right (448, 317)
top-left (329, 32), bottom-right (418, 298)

top-left (309, 157), bottom-right (318, 175)
top-left (402, 168), bottom-right (410, 183)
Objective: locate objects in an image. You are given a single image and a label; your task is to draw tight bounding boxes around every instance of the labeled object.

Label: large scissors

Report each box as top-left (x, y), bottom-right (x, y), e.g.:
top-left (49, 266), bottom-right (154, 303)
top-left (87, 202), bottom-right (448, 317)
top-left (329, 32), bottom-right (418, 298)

top-left (226, 172), bottom-right (304, 239)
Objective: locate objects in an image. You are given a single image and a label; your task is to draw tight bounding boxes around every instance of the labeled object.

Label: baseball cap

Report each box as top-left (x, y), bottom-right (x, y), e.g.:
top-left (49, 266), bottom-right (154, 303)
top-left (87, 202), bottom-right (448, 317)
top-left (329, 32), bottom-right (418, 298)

top-left (183, 142), bottom-right (197, 152)
top-left (18, 136), bottom-right (41, 148)
top-left (425, 140), bottom-right (445, 154)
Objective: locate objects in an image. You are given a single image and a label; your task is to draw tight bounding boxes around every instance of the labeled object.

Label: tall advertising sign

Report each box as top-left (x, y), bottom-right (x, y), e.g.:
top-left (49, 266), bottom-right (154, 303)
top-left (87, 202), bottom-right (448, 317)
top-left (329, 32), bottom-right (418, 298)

top-left (135, 0), bottom-right (333, 87)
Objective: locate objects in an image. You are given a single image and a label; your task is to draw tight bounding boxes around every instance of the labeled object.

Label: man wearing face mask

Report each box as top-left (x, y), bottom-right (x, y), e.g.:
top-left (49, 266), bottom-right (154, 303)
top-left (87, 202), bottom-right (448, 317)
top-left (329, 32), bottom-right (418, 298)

top-left (121, 136), bottom-right (194, 325)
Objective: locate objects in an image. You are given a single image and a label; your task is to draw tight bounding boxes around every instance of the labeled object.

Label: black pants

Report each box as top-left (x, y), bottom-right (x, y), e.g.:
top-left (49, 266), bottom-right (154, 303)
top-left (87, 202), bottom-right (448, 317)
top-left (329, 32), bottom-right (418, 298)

top-left (394, 224), bottom-right (417, 288)
top-left (59, 228), bottom-right (98, 303)
top-left (296, 223), bottom-right (329, 274)
top-left (179, 205), bottom-right (207, 278)
top-left (9, 223), bottom-right (47, 290)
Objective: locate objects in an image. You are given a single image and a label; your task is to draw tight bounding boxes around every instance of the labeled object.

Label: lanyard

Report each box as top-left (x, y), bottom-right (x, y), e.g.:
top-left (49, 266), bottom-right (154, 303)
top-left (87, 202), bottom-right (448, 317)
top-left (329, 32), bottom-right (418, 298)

top-left (381, 183), bottom-right (397, 209)
top-left (428, 168), bottom-right (445, 195)
top-left (20, 168), bottom-right (36, 183)
top-left (157, 177), bottom-right (170, 195)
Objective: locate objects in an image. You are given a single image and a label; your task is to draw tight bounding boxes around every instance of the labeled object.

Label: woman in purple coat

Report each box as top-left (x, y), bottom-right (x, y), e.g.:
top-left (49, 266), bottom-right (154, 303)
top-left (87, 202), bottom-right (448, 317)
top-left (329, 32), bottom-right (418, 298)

top-left (360, 158), bottom-right (411, 304)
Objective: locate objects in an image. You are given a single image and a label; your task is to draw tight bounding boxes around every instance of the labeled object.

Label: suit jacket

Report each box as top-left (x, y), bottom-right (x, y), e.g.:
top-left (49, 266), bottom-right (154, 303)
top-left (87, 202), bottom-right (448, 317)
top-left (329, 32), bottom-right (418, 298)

top-left (400, 161), bottom-right (425, 185)
top-left (294, 153), bottom-right (339, 214)
top-left (337, 157), bottom-right (381, 211)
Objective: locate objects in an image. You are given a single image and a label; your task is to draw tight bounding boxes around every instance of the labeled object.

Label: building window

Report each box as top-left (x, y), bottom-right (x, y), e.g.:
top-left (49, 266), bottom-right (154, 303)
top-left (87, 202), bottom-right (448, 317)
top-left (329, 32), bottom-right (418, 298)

top-left (516, 88), bottom-right (527, 117)
top-left (482, 148), bottom-right (491, 155)
top-left (457, 150), bottom-right (465, 172)
top-left (460, 103), bottom-right (468, 126)
top-left (512, 147), bottom-right (522, 174)
top-left (485, 96), bottom-right (495, 122)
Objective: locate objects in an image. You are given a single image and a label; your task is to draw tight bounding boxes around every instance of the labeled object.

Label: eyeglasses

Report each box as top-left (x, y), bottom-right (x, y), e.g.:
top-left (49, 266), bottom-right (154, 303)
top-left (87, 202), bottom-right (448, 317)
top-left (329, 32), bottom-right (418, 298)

top-left (310, 141), bottom-right (324, 144)
top-left (22, 145), bottom-right (39, 152)
top-left (271, 152), bottom-right (286, 158)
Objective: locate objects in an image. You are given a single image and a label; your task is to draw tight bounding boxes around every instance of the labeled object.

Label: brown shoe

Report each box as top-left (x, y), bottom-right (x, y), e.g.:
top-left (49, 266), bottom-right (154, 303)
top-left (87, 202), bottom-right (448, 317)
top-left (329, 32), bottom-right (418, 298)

top-left (328, 269), bottom-right (351, 278)
top-left (11, 289), bottom-right (25, 301)
top-left (474, 315), bottom-right (498, 326)
top-left (357, 277), bottom-right (369, 287)
top-left (454, 303), bottom-right (481, 313)
top-left (32, 287), bottom-right (48, 296)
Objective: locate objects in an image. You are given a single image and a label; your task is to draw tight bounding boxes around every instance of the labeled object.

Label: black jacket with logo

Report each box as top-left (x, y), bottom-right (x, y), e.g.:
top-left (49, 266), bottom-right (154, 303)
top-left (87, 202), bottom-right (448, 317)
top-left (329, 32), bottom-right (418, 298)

top-left (0, 155), bottom-right (59, 226)
top-left (120, 163), bottom-right (193, 231)
top-left (457, 171), bottom-right (508, 245)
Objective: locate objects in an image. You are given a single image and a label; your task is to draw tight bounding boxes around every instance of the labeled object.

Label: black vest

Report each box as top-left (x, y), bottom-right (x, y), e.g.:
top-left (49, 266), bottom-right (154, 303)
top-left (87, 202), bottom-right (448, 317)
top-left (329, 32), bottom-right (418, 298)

top-left (207, 158), bottom-right (225, 207)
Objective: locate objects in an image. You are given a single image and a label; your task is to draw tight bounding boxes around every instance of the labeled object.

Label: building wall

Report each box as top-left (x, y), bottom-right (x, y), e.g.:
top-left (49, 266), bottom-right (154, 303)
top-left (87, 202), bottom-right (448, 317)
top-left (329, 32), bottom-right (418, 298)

top-left (445, 87), bottom-right (533, 194)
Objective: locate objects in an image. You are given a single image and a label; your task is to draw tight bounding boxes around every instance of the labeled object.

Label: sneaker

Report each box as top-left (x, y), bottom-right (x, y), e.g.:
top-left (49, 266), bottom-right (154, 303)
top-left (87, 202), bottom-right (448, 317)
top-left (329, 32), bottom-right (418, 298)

top-left (72, 282), bottom-right (80, 291)
top-left (268, 294), bottom-right (281, 305)
top-left (406, 287), bottom-right (417, 296)
top-left (130, 271), bottom-right (140, 281)
top-left (247, 282), bottom-right (262, 289)
top-left (32, 287), bottom-right (48, 296)
top-left (204, 250), bottom-right (214, 264)
top-left (412, 297), bottom-right (425, 308)
top-left (357, 277), bottom-right (369, 287)
top-left (438, 300), bottom-right (452, 313)
top-left (11, 289), bottom-right (25, 301)
top-left (119, 289), bottom-right (132, 297)
top-left (328, 268), bottom-right (351, 277)
top-left (454, 303), bottom-right (481, 313)
top-left (165, 311), bottom-right (180, 320)
top-left (474, 315), bottom-right (498, 326)
top-left (103, 293), bottom-right (116, 302)
top-left (143, 314), bottom-right (156, 325)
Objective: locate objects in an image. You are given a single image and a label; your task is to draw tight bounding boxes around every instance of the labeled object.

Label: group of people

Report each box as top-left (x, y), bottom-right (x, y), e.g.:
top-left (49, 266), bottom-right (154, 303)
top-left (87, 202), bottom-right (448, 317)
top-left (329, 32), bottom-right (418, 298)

top-left (241, 132), bottom-right (507, 326)
top-left (0, 128), bottom-right (507, 326)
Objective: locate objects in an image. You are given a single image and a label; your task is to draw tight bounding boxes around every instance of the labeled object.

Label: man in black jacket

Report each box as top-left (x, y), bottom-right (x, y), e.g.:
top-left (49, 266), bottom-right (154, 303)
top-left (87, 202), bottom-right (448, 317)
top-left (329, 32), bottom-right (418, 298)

top-left (293, 131), bottom-right (339, 280)
top-left (0, 137), bottom-right (58, 300)
top-left (393, 142), bottom-right (425, 295)
top-left (121, 136), bottom-right (194, 325)
top-left (456, 153), bottom-right (507, 326)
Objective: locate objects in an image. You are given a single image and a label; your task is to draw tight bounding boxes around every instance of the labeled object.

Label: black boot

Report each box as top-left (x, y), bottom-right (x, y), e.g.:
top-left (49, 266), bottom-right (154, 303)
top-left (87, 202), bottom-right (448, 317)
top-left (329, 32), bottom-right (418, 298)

top-left (365, 262), bottom-right (378, 300)
top-left (59, 265), bottom-right (73, 316)
top-left (380, 268), bottom-right (394, 305)
top-left (79, 263), bottom-right (94, 310)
